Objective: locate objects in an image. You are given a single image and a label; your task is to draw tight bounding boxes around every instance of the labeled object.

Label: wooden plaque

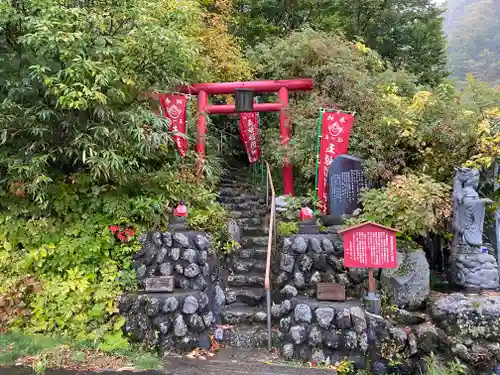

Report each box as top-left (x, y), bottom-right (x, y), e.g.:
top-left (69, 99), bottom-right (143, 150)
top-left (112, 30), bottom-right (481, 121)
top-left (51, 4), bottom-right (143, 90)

top-left (145, 276), bottom-right (174, 292)
top-left (317, 283), bottom-right (346, 301)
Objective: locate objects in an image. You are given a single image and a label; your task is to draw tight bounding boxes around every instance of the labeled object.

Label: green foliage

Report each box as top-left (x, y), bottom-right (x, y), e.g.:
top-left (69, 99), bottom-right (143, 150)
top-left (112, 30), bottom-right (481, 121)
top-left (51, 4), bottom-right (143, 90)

top-left (0, 0), bottom-right (210, 204)
top-left (0, 0), bottom-right (240, 347)
top-left (188, 204), bottom-right (239, 255)
top-left (334, 0), bottom-right (448, 86)
top-left (0, 166), bottom-right (226, 343)
top-left (235, 0), bottom-right (447, 85)
top-left (0, 331), bottom-right (161, 372)
top-left (0, 207), bottom-right (139, 344)
top-left (445, 0), bottom-right (500, 85)
top-left (251, 30), bottom-right (500, 195)
top-left (426, 353), bottom-right (467, 375)
top-left (347, 174), bottom-right (452, 237)
top-left (277, 221), bottom-right (299, 237)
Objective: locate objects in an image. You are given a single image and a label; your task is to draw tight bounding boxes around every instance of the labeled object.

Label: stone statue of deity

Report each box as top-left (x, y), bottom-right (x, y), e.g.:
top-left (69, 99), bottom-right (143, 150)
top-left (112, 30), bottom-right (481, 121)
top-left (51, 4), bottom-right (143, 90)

top-left (450, 167), bottom-right (499, 290)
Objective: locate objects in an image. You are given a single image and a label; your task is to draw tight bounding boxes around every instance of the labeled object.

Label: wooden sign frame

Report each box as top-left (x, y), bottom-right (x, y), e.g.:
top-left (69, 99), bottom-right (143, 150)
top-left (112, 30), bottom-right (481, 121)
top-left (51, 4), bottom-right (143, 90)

top-left (317, 283), bottom-right (346, 301)
top-left (145, 276), bottom-right (175, 292)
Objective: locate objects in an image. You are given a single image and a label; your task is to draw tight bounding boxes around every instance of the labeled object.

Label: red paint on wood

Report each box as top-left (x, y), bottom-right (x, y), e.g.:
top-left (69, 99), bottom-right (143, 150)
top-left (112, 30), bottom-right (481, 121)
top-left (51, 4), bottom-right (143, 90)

top-left (205, 102), bottom-right (283, 114)
top-left (177, 79), bottom-right (313, 95)
top-left (196, 90), bottom-right (208, 175)
top-left (341, 222), bottom-right (398, 269)
top-left (368, 269), bottom-right (376, 293)
top-left (279, 87), bottom-right (293, 196)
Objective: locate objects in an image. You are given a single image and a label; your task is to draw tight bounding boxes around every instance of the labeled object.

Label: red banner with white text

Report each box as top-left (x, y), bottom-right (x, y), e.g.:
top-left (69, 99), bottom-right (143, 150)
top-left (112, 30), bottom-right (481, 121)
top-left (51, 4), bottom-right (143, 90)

top-left (158, 93), bottom-right (188, 157)
top-left (317, 111), bottom-right (355, 212)
top-left (239, 112), bottom-right (261, 164)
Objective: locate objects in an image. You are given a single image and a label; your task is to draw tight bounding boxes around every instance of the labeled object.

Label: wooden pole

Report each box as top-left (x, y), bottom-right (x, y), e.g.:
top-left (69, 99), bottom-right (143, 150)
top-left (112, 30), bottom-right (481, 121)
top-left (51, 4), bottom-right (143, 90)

top-left (368, 269), bottom-right (376, 294)
top-left (365, 268), bottom-right (381, 315)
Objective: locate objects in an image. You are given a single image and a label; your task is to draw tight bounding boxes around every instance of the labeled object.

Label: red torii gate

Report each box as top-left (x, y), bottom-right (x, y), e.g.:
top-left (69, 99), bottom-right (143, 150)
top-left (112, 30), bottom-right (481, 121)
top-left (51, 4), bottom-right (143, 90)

top-left (177, 79), bottom-right (313, 196)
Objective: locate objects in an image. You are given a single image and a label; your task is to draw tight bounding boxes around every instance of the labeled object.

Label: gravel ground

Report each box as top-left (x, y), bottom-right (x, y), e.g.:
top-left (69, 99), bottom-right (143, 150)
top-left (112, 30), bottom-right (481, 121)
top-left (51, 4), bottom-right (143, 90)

top-left (2, 348), bottom-right (338, 375)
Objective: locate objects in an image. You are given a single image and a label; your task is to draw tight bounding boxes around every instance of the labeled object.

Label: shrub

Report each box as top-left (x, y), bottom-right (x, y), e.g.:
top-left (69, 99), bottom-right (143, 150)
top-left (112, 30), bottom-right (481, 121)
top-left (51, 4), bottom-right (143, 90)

top-left (347, 174), bottom-right (452, 238)
top-left (0, 168), bottom-right (228, 346)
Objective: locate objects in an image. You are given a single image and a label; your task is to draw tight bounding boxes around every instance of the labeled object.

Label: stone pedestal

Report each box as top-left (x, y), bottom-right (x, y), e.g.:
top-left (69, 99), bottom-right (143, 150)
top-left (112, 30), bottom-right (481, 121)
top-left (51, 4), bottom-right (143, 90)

top-left (298, 219), bottom-right (320, 234)
top-left (364, 293), bottom-right (381, 315)
top-left (168, 217), bottom-right (187, 231)
top-left (450, 245), bottom-right (499, 290)
top-left (124, 230), bottom-right (222, 354)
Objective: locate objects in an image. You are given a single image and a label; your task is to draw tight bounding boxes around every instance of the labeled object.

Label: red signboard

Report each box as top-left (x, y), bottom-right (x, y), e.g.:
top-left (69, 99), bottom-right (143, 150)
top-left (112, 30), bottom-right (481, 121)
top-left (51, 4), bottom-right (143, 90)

top-left (157, 93), bottom-right (188, 157)
top-left (239, 111), bottom-right (261, 164)
top-left (340, 222), bottom-right (398, 269)
top-left (317, 111), bottom-right (355, 212)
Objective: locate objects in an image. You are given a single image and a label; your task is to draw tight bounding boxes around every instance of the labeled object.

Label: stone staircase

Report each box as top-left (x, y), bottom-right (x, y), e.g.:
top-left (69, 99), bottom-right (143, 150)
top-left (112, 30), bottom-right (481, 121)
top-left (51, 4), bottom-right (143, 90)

top-left (217, 170), bottom-right (280, 348)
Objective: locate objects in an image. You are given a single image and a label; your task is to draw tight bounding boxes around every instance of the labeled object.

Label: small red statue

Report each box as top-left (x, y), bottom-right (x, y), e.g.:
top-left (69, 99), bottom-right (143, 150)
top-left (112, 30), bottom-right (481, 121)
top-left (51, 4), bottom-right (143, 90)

top-left (174, 201), bottom-right (188, 217)
top-left (299, 203), bottom-right (314, 221)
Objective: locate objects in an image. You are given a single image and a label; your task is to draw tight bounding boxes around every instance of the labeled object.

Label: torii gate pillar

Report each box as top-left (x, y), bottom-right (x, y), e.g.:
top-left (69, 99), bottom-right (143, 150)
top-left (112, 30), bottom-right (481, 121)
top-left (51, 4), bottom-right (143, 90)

top-left (177, 79), bottom-right (313, 196)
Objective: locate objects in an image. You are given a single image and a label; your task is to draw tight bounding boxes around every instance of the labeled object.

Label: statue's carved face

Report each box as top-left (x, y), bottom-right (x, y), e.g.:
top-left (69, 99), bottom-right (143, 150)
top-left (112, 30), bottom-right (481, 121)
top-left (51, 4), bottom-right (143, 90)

top-left (457, 167), bottom-right (480, 189)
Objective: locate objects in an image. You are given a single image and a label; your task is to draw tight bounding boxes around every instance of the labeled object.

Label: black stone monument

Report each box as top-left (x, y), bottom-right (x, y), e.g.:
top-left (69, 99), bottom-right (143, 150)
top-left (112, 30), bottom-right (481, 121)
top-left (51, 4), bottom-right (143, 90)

top-left (326, 154), bottom-right (367, 225)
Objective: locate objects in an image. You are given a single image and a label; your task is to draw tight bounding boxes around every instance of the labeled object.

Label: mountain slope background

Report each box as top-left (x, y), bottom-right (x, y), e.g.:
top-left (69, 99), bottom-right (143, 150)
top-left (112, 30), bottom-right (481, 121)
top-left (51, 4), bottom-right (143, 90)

top-left (444, 0), bottom-right (500, 84)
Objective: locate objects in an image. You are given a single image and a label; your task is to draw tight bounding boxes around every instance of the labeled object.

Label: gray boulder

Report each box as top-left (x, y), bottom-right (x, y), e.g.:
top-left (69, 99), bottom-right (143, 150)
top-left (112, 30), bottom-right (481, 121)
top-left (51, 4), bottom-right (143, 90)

top-left (215, 284), bottom-right (226, 307)
top-left (170, 248), bottom-right (181, 261)
top-left (380, 250), bottom-right (430, 310)
top-left (281, 285), bottom-right (298, 298)
top-left (282, 343), bottom-right (294, 359)
top-left (280, 253), bottom-right (295, 273)
top-left (184, 263), bottom-right (201, 278)
top-left (350, 306), bottom-right (367, 333)
top-left (173, 233), bottom-right (190, 248)
top-left (294, 271), bottom-right (306, 288)
top-left (315, 307), bottom-right (335, 329)
top-left (294, 304), bottom-right (312, 323)
top-left (290, 324), bottom-right (308, 345)
top-left (158, 262), bottom-right (173, 276)
top-left (308, 325), bottom-right (322, 346)
top-left (182, 249), bottom-right (197, 263)
top-left (292, 236), bottom-right (308, 254)
top-left (430, 293), bottom-right (500, 340)
top-left (174, 314), bottom-right (188, 337)
top-left (182, 295), bottom-right (199, 314)
top-left (194, 234), bottom-right (211, 251)
top-left (163, 297), bottom-right (179, 313)
top-left (413, 323), bottom-right (438, 353)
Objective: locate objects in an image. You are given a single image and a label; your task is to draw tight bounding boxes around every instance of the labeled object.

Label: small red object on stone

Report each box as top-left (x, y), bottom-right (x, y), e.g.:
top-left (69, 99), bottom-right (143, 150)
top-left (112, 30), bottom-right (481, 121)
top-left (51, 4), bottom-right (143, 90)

top-left (174, 201), bottom-right (188, 217)
top-left (299, 204), bottom-right (313, 221)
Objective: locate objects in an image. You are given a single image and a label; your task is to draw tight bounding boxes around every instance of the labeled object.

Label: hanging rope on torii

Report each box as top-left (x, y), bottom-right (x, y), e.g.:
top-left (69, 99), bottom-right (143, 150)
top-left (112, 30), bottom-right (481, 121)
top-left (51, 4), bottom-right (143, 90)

top-left (176, 79), bottom-right (314, 196)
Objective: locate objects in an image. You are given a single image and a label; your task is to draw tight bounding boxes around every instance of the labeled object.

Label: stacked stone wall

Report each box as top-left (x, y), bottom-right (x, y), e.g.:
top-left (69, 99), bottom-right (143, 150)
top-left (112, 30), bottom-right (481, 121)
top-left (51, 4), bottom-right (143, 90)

top-left (276, 233), bottom-right (368, 300)
top-left (120, 231), bottom-right (225, 353)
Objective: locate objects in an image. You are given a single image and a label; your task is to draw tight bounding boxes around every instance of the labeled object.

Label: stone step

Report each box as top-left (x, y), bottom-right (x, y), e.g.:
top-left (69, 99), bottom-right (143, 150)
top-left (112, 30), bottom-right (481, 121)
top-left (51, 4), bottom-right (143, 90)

top-left (238, 247), bottom-right (267, 260)
top-left (242, 225), bottom-right (269, 237)
top-left (232, 259), bottom-right (266, 273)
top-left (235, 217), bottom-right (262, 226)
top-left (215, 325), bottom-right (283, 349)
top-left (221, 304), bottom-right (267, 325)
top-left (225, 287), bottom-right (266, 306)
top-left (240, 236), bottom-right (269, 249)
top-left (221, 196), bottom-right (264, 204)
top-left (222, 201), bottom-right (266, 211)
top-left (220, 188), bottom-right (264, 198)
top-left (227, 274), bottom-right (265, 288)
top-left (229, 210), bottom-right (267, 219)
top-left (220, 176), bottom-right (244, 183)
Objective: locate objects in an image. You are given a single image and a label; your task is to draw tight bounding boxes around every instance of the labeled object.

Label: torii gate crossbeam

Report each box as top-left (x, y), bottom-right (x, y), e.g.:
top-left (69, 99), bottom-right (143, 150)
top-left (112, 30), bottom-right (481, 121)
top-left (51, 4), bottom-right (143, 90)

top-left (177, 79), bottom-right (313, 196)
